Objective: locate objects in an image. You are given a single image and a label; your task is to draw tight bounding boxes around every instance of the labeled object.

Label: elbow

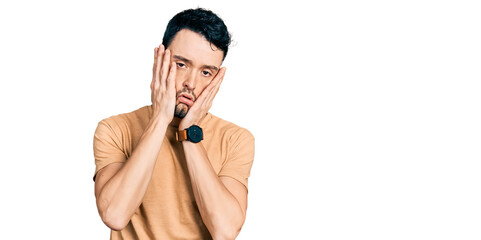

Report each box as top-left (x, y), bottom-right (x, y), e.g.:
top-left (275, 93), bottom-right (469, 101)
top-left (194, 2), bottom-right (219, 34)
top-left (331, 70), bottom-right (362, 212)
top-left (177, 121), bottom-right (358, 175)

top-left (103, 218), bottom-right (128, 232)
top-left (99, 206), bottom-right (130, 231)
top-left (211, 216), bottom-right (245, 240)
top-left (212, 227), bottom-right (241, 240)
top-left (97, 195), bottom-right (132, 231)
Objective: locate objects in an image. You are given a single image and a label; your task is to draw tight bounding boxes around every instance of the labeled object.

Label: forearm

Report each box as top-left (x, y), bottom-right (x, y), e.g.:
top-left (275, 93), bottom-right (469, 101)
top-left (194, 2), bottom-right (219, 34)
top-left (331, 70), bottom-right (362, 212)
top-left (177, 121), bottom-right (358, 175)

top-left (97, 116), bottom-right (168, 230)
top-left (182, 141), bottom-right (245, 240)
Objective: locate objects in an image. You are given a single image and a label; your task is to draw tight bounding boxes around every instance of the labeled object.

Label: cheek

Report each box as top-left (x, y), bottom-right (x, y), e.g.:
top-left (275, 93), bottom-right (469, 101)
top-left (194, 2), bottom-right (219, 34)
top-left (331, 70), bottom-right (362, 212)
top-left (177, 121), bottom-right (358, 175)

top-left (173, 72), bottom-right (184, 91)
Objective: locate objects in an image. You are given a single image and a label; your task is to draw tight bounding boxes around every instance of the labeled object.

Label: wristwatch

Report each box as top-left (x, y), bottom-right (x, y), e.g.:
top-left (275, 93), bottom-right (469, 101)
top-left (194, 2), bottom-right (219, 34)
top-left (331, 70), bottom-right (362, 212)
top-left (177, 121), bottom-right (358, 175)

top-left (176, 125), bottom-right (203, 143)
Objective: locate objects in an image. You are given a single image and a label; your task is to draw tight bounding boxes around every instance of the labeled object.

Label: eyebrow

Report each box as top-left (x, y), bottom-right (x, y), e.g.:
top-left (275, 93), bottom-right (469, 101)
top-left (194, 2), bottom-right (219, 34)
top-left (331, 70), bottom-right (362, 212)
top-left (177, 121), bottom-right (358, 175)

top-left (173, 55), bottom-right (219, 72)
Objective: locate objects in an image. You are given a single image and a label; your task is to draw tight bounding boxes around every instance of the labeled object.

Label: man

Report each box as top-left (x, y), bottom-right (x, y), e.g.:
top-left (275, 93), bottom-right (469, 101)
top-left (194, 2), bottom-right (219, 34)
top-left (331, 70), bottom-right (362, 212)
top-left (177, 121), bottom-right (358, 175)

top-left (92, 8), bottom-right (255, 240)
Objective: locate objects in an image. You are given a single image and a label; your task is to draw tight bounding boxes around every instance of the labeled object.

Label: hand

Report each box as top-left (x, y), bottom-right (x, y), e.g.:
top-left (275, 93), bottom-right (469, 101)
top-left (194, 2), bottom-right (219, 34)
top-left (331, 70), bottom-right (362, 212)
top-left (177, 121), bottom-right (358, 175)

top-left (150, 44), bottom-right (176, 124)
top-left (179, 67), bottom-right (226, 130)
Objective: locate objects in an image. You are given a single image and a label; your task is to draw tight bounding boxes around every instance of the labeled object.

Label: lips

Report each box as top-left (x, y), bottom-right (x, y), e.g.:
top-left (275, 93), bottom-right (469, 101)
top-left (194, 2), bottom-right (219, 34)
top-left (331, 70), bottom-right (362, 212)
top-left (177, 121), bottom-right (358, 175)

top-left (178, 93), bottom-right (194, 107)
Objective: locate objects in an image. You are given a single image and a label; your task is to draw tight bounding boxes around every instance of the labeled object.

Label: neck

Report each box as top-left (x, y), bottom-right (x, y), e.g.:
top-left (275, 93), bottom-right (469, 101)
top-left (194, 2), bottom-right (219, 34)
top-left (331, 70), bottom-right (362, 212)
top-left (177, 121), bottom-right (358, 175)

top-left (170, 117), bottom-right (182, 128)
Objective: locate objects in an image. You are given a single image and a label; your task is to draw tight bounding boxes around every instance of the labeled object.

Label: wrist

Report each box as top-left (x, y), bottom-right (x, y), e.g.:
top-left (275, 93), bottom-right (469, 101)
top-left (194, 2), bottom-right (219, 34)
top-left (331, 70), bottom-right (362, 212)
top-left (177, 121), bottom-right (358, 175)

top-left (178, 124), bottom-right (190, 131)
top-left (177, 125), bottom-right (203, 143)
top-left (149, 115), bottom-right (171, 130)
top-left (179, 120), bottom-right (196, 131)
top-left (179, 113), bottom-right (208, 130)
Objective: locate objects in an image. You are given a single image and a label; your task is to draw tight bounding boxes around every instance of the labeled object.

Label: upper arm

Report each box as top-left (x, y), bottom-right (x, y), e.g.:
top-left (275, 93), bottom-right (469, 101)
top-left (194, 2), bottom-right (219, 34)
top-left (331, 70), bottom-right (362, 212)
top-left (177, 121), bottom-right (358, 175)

top-left (93, 119), bottom-right (128, 199)
top-left (94, 162), bottom-right (124, 199)
top-left (220, 176), bottom-right (248, 217)
top-left (93, 120), bottom-right (128, 182)
top-left (218, 128), bottom-right (255, 189)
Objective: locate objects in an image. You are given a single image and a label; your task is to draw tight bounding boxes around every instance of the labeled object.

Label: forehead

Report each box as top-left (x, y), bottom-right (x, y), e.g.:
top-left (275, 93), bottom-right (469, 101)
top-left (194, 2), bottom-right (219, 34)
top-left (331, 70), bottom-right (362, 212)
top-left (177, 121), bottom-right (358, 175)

top-left (167, 29), bottom-right (224, 67)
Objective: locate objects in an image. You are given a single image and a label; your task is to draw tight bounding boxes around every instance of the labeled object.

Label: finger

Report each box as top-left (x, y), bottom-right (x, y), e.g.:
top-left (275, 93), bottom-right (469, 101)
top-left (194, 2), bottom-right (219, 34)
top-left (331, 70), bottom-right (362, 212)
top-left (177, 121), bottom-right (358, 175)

top-left (154, 45), bottom-right (165, 90)
top-left (152, 47), bottom-right (158, 72)
top-left (160, 49), bottom-right (171, 90)
top-left (151, 47), bottom-right (159, 90)
top-left (207, 67), bottom-right (226, 94)
top-left (193, 75), bottom-right (222, 111)
top-left (205, 78), bottom-right (224, 106)
top-left (195, 67), bottom-right (225, 101)
top-left (203, 67), bottom-right (226, 105)
top-left (211, 67), bottom-right (226, 88)
top-left (213, 70), bottom-right (225, 94)
top-left (154, 44), bottom-right (165, 89)
top-left (166, 59), bottom-right (176, 94)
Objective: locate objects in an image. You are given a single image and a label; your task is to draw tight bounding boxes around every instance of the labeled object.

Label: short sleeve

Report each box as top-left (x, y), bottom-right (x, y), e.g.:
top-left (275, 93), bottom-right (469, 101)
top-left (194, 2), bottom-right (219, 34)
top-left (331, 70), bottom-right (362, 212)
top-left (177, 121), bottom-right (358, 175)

top-left (218, 128), bottom-right (255, 189)
top-left (92, 119), bottom-right (127, 181)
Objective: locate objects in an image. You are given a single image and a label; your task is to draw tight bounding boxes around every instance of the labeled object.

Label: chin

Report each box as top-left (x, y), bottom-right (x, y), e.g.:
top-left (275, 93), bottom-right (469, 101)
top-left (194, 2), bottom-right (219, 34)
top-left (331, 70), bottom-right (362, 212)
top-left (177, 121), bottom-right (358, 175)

top-left (174, 104), bottom-right (189, 118)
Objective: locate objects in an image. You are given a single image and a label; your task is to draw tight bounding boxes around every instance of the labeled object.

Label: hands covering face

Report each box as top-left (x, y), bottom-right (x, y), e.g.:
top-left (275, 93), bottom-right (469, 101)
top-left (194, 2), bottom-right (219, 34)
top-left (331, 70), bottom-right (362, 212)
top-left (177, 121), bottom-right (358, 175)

top-left (178, 66), bottom-right (226, 130)
top-left (150, 45), bottom-right (176, 124)
top-left (150, 44), bottom-right (226, 129)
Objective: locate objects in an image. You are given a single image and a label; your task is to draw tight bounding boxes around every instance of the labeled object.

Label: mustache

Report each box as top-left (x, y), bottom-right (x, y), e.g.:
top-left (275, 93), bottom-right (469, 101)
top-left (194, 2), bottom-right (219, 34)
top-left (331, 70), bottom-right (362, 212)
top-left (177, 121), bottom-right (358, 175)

top-left (176, 89), bottom-right (197, 102)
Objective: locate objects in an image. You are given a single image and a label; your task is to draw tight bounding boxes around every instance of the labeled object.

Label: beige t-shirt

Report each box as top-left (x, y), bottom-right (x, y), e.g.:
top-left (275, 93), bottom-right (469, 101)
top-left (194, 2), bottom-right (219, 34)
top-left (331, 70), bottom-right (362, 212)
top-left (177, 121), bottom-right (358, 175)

top-left (93, 105), bottom-right (255, 239)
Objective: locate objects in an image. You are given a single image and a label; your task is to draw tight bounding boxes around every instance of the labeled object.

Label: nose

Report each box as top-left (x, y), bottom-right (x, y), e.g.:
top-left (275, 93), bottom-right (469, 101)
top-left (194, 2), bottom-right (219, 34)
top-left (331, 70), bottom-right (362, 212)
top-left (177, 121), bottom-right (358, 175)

top-left (183, 71), bottom-right (198, 90)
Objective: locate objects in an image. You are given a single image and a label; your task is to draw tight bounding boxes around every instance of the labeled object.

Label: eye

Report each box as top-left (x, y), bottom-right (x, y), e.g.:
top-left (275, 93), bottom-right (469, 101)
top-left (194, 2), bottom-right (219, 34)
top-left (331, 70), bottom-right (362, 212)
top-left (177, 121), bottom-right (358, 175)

top-left (202, 70), bottom-right (211, 77)
top-left (176, 62), bottom-right (186, 68)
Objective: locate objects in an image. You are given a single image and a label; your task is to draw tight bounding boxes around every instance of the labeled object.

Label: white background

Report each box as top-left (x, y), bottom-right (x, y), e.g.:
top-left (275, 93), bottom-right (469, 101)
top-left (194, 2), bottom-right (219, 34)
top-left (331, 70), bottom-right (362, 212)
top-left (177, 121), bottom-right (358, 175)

top-left (1, 0), bottom-right (480, 239)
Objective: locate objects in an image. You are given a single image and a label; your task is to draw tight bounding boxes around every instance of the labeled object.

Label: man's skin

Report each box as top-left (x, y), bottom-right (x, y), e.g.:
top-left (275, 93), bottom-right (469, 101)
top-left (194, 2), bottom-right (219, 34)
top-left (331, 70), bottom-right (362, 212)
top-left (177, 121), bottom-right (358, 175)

top-left (94, 29), bottom-right (247, 239)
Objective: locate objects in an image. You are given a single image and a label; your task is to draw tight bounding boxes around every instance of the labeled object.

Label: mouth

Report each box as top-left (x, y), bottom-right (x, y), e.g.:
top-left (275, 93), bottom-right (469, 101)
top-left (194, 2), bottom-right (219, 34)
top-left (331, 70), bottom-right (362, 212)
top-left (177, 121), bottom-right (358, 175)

top-left (178, 93), bottom-right (195, 107)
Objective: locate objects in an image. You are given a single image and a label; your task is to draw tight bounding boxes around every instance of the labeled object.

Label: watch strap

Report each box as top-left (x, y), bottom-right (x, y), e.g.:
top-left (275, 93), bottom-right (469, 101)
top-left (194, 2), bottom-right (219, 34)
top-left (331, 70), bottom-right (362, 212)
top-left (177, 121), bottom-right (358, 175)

top-left (176, 129), bottom-right (188, 141)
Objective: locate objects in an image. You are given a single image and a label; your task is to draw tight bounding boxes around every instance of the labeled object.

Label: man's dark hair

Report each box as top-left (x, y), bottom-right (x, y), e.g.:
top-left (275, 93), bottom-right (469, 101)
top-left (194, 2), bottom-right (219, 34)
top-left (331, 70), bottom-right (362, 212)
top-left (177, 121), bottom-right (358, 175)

top-left (162, 8), bottom-right (232, 60)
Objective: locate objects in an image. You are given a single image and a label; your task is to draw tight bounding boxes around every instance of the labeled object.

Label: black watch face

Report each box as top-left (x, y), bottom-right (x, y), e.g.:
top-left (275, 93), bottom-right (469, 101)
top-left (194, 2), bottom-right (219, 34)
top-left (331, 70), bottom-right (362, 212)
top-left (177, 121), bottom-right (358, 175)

top-left (187, 125), bottom-right (203, 143)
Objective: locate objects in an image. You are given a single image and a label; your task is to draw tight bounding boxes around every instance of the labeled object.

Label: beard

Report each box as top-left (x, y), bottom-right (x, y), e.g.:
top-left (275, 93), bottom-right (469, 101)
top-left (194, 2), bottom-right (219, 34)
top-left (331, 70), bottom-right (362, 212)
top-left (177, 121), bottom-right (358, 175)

top-left (174, 88), bottom-right (196, 118)
top-left (174, 103), bottom-right (189, 118)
